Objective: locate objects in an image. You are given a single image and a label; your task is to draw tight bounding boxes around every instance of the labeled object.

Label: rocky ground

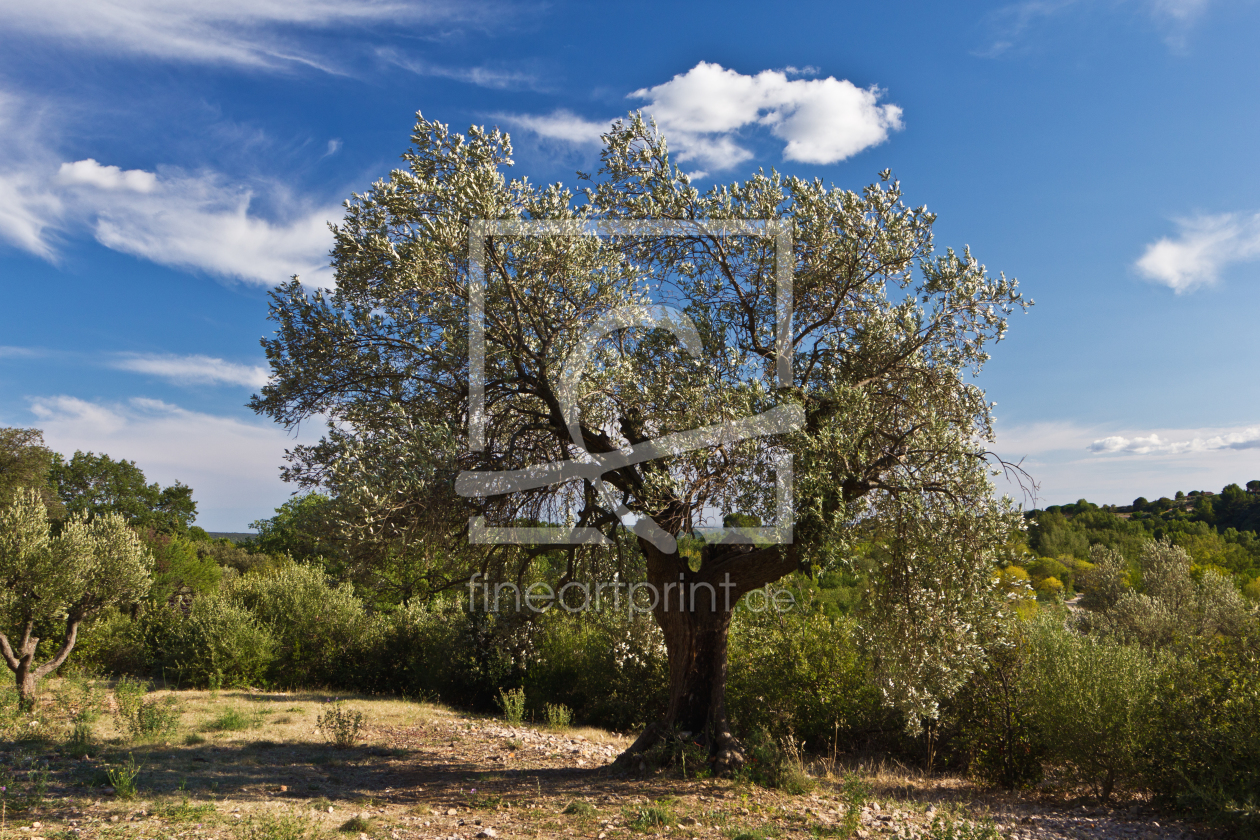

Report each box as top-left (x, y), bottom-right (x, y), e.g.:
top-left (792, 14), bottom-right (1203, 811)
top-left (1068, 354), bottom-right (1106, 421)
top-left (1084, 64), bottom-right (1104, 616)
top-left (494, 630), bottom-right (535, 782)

top-left (0, 684), bottom-right (1214, 840)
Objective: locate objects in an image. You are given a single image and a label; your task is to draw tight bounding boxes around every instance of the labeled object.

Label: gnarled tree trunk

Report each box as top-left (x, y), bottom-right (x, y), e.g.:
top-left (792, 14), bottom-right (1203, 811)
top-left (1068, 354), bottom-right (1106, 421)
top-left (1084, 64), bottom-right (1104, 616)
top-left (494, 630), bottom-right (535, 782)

top-left (620, 539), bottom-right (798, 773)
top-left (0, 614), bottom-right (82, 710)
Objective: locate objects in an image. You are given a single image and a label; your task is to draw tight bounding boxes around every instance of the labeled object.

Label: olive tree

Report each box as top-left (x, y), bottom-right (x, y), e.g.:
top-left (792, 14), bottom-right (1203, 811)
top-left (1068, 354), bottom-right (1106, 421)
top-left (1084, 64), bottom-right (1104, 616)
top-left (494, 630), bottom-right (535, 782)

top-left (0, 489), bottom-right (152, 705)
top-left (252, 113), bottom-right (1026, 768)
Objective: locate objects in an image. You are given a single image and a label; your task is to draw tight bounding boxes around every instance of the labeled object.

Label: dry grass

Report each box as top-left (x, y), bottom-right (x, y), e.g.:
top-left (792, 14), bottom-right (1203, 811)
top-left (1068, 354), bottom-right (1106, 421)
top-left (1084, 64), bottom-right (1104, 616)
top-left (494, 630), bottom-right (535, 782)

top-left (0, 676), bottom-right (1181, 840)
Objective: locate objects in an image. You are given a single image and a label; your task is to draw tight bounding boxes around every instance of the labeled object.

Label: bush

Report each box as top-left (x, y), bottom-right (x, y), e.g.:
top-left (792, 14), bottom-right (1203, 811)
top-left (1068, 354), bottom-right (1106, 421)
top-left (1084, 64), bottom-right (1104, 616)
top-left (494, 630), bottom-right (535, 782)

top-left (521, 608), bottom-right (667, 731)
top-left (943, 638), bottom-right (1043, 789)
top-left (496, 688), bottom-right (526, 725)
top-left (737, 729), bottom-right (815, 794)
top-left (112, 677), bottom-right (180, 740)
top-left (545, 702), bottom-right (572, 730)
top-left (1023, 613), bottom-right (1163, 801)
top-left (144, 595), bottom-right (276, 688)
top-left (227, 564), bottom-right (367, 688)
top-left (317, 702), bottom-right (365, 747)
top-left (726, 606), bottom-right (889, 750)
top-left (1143, 631), bottom-right (1260, 835)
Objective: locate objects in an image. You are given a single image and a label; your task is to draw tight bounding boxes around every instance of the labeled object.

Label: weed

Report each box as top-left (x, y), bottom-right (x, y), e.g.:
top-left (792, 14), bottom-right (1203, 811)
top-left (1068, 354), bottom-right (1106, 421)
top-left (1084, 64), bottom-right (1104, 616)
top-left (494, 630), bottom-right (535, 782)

top-left (835, 773), bottom-right (872, 838)
top-left (113, 678), bottom-right (180, 739)
top-left (159, 799), bottom-right (217, 822)
top-left (203, 707), bottom-right (254, 732)
top-left (626, 799), bottom-right (676, 832)
top-left (545, 702), bottom-right (572, 730)
top-left (563, 800), bottom-right (596, 817)
top-left (923, 815), bottom-right (1002, 840)
top-left (496, 688), bottom-right (525, 726)
top-left (184, 733), bottom-right (206, 745)
top-left (317, 702), bottom-right (366, 748)
top-left (728, 828), bottom-right (781, 840)
top-left (106, 754), bottom-right (142, 800)
top-left (242, 810), bottom-right (322, 840)
top-left (737, 730), bottom-right (815, 795)
top-left (67, 720), bottom-right (94, 753)
top-left (339, 815), bottom-right (373, 833)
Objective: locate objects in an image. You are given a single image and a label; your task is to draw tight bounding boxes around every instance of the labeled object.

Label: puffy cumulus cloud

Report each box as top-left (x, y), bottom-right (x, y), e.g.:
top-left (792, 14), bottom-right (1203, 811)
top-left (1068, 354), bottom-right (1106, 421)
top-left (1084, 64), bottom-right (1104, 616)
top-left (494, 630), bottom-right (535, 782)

top-left (628, 62), bottom-right (903, 170)
top-left (498, 110), bottom-right (612, 145)
top-left (0, 0), bottom-right (480, 70)
top-left (1135, 213), bottom-right (1260, 293)
top-left (1089, 427), bottom-right (1260, 455)
top-left (988, 417), bottom-right (1260, 508)
top-left (26, 395), bottom-right (299, 531)
top-left (111, 354), bottom-right (270, 388)
top-left (504, 63), bottom-right (902, 174)
top-left (57, 158), bottom-right (156, 192)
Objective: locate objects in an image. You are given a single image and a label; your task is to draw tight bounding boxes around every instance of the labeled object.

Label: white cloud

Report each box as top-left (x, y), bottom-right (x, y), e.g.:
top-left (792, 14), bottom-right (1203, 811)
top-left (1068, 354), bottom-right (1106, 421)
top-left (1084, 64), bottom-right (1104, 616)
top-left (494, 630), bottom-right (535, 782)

top-left (498, 110), bottom-right (611, 145)
top-left (1089, 427), bottom-right (1260, 455)
top-left (75, 166), bottom-right (337, 286)
top-left (628, 62), bottom-right (903, 170)
top-left (988, 417), bottom-right (1260, 508)
top-left (27, 395), bottom-right (299, 531)
top-left (0, 0), bottom-right (477, 70)
top-left (504, 63), bottom-right (902, 173)
top-left (111, 354), bottom-right (270, 388)
top-left (0, 90), bottom-right (62, 258)
top-left (57, 158), bottom-right (157, 193)
top-left (1135, 213), bottom-right (1260, 292)
top-left (382, 51), bottom-right (541, 91)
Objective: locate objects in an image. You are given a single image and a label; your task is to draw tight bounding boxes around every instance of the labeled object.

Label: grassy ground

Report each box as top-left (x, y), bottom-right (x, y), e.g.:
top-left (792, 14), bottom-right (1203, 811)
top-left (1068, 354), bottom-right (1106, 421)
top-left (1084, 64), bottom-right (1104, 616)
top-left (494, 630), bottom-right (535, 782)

top-left (0, 676), bottom-right (1190, 840)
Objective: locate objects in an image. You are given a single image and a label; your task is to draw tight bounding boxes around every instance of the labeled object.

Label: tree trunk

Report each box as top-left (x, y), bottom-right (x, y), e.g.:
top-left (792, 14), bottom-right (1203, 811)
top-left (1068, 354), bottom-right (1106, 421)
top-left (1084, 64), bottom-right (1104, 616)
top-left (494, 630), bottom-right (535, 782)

top-left (619, 538), bottom-right (798, 774)
top-left (1, 615), bottom-right (82, 710)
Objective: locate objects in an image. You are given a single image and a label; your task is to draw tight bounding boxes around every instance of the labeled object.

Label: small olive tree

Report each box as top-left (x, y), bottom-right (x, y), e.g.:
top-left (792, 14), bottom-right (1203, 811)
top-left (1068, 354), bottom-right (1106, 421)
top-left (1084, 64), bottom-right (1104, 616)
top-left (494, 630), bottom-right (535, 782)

top-left (0, 488), bottom-right (152, 705)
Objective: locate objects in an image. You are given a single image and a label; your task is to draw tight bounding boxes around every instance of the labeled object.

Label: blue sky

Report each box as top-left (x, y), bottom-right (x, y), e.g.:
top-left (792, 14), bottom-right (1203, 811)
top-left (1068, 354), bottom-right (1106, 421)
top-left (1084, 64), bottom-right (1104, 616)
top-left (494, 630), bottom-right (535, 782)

top-left (1, 0), bottom-right (1259, 530)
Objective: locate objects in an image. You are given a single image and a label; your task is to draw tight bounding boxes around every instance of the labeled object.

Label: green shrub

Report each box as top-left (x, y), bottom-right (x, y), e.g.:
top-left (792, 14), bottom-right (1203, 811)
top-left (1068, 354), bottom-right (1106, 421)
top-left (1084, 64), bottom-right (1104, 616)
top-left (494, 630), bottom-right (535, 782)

top-left (112, 677), bottom-right (180, 739)
top-left (227, 563), bottom-right (367, 688)
top-left (727, 607), bottom-right (889, 750)
top-left (496, 688), bottom-right (526, 726)
top-left (316, 702), bottom-right (365, 747)
top-left (520, 609), bottom-right (667, 732)
top-left (143, 595), bottom-right (276, 688)
top-left (1023, 613), bottom-right (1163, 801)
top-left (1143, 631), bottom-right (1260, 835)
top-left (943, 639), bottom-right (1044, 789)
top-left (545, 702), bottom-right (572, 730)
top-left (106, 753), bottom-right (142, 800)
top-left (737, 729), bottom-right (815, 794)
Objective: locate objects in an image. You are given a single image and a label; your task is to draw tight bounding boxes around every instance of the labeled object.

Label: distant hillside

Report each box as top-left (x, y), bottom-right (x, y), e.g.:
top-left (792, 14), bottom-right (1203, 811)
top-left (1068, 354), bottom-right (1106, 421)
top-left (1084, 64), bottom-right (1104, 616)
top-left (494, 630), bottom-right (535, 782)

top-left (207, 531), bottom-right (257, 543)
top-left (1022, 480), bottom-right (1260, 595)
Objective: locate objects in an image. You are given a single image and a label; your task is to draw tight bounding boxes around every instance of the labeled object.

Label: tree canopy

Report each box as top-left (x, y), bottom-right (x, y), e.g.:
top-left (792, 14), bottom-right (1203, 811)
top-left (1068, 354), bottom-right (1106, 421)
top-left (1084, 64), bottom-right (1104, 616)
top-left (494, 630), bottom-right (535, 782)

top-left (251, 113), bottom-right (1027, 765)
top-left (49, 449), bottom-right (197, 535)
top-left (0, 488), bottom-right (152, 703)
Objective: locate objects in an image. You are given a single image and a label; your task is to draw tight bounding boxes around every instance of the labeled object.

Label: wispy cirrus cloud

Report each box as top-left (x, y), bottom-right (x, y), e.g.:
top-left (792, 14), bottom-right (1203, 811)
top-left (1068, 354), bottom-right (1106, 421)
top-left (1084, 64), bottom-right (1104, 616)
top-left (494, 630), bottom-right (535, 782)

top-left (0, 91), bottom-right (338, 286)
top-left (503, 62), bottom-right (903, 174)
top-left (1135, 212), bottom-right (1260, 292)
top-left (0, 0), bottom-right (492, 71)
top-left (110, 354), bottom-right (270, 388)
top-left (497, 110), bottom-right (612, 145)
top-left (380, 50), bottom-right (542, 90)
top-left (978, 0), bottom-right (1214, 57)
